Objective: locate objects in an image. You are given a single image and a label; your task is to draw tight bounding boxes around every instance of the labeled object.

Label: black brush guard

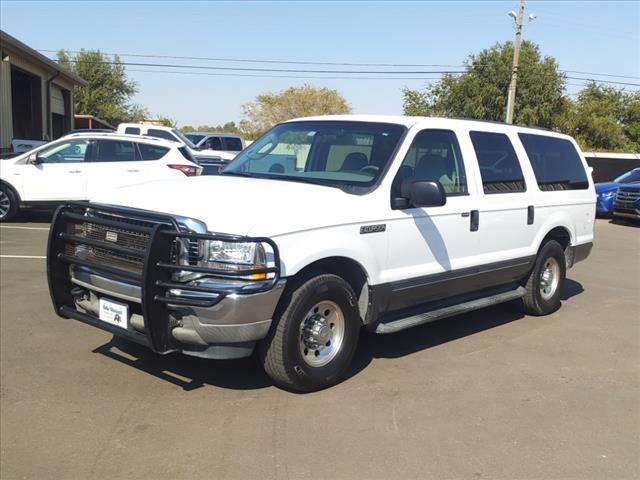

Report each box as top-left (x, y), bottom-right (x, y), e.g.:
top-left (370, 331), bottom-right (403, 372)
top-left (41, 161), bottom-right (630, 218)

top-left (47, 202), bottom-right (280, 354)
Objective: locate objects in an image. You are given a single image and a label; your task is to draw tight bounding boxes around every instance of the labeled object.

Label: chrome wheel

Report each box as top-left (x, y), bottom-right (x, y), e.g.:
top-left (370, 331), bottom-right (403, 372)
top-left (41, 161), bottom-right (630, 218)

top-left (540, 257), bottom-right (560, 300)
top-left (0, 190), bottom-right (10, 219)
top-left (299, 300), bottom-right (345, 367)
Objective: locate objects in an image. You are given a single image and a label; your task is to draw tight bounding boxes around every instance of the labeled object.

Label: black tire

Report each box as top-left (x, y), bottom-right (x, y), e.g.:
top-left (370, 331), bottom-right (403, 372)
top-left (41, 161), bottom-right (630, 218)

top-left (259, 273), bottom-right (361, 392)
top-left (522, 240), bottom-right (566, 316)
top-left (0, 184), bottom-right (19, 222)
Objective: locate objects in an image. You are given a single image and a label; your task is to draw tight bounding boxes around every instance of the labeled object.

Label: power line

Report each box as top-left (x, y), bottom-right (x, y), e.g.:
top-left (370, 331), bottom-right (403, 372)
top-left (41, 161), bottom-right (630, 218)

top-left (43, 48), bottom-right (640, 80)
top-left (39, 48), bottom-right (468, 68)
top-left (54, 58), bottom-right (467, 75)
top-left (54, 58), bottom-right (640, 86)
top-left (126, 69), bottom-right (448, 81)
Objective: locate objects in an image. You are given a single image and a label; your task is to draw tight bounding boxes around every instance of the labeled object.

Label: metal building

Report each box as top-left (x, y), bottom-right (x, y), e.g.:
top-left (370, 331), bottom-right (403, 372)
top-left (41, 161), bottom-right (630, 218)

top-left (0, 30), bottom-right (86, 153)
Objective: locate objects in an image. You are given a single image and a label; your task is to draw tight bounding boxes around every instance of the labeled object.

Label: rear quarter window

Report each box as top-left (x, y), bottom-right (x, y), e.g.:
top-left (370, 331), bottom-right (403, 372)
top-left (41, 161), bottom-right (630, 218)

top-left (137, 143), bottom-right (170, 160)
top-left (518, 133), bottom-right (589, 191)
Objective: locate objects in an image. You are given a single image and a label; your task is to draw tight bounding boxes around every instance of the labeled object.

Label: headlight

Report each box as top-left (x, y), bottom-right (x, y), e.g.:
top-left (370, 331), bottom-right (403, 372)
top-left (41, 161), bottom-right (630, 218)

top-left (201, 240), bottom-right (268, 279)
top-left (599, 191), bottom-right (615, 199)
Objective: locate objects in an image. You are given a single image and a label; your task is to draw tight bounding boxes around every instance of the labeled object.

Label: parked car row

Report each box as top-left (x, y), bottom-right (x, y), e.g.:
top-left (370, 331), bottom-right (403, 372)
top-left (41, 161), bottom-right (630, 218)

top-left (0, 123), bottom-right (252, 221)
top-left (43, 115), bottom-right (596, 391)
top-left (0, 132), bottom-right (202, 221)
top-left (595, 167), bottom-right (640, 220)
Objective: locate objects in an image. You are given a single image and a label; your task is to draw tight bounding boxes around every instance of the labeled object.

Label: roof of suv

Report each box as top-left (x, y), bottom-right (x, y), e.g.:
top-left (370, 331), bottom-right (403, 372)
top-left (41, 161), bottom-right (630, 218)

top-left (63, 131), bottom-right (179, 148)
top-left (288, 114), bottom-right (567, 138)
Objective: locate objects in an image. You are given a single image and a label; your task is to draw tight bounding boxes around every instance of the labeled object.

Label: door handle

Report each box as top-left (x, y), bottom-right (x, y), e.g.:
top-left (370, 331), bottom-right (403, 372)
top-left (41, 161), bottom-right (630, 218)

top-left (126, 169), bottom-right (139, 173)
top-left (527, 205), bottom-right (535, 225)
top-left (470, 210), bottom-right (479, 232)
top-left (67, 170), bottom-right (82, 174)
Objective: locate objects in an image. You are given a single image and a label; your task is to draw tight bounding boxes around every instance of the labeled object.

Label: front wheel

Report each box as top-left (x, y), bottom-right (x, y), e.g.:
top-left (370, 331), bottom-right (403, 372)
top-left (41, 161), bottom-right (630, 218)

top-left (259, 274), bottom-right (361, 392)
top-left (0, 185), bottom-right (19, 222)
top-left (522, 240), bottom-right (566, 316)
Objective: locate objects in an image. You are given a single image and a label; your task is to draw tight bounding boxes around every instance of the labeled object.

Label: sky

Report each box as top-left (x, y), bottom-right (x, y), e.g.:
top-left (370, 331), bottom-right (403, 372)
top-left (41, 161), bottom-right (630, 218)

top-left (1, 0), bottom-right (638, 127)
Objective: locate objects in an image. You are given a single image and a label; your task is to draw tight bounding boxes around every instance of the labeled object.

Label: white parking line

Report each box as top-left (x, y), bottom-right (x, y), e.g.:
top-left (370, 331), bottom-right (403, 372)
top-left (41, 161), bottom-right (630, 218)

top-left (0, 255), bottom-right (46, 259)
top-left (0, 226), bottom-right (50, 231)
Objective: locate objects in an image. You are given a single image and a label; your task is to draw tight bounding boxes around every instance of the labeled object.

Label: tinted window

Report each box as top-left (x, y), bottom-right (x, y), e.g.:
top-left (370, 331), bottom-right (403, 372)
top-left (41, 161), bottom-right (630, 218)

top-left (124, 127), bottom-right (140, 135)
top-left (394, 129), bottom-right (467, 196)
top-left (518, 134), bottom-right (589, 191)
top-left (37, 139), bottom-right (90, 163)
top-left (204, 137), bottom-right (223, 150)
top-left (92, 140), bottom-right (136, 162)
top-left (222, 137), bottom-right (243, 151)
top-left (470, 132), bottom-right (525, 193)
top-left (146, 129), bottom-right (178, 142)
top-left (137, 143), bottom-right (169, 160)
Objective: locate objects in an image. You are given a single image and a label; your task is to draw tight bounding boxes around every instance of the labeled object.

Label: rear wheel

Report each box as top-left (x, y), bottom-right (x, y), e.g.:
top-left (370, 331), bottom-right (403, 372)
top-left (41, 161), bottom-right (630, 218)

top-left (259, 274), bottom-right (361, 392)
top-left (0, 185), bottom-right (19, 222)
top-left (522, 240), bottom-right (566, 316)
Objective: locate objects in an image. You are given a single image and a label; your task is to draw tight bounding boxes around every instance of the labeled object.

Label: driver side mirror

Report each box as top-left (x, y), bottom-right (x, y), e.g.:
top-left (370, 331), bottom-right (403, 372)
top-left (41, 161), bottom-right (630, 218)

top-left (28, 153), bottom-right (43, 165)
top-left (392, 179), bottom-right (447, 209)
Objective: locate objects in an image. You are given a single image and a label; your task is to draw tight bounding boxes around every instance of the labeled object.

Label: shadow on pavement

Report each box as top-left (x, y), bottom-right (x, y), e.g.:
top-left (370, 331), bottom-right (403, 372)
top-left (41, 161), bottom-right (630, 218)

top-left (13, 210), bottom-right (55, 224)
top-left (92, 280), bottom-right (585, 392)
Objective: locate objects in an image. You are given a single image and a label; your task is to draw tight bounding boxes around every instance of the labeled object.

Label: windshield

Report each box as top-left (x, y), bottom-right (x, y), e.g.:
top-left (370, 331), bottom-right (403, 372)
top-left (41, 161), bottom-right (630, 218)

top-left (184, 133), bottom-right (206, 145)
top-left (223, 121), bottom-right (405, 187)
top-left (615, 169), bottom-right (640, 184)
top-left (172, 129), bottom-right (198, 149)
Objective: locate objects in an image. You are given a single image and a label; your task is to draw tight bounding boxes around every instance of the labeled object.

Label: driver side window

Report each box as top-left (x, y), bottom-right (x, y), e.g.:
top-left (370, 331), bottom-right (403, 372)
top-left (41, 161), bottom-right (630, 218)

top-left (393, 129), bottom-right (468, 196)
top-left (37, 139), bottom-right (90, 163)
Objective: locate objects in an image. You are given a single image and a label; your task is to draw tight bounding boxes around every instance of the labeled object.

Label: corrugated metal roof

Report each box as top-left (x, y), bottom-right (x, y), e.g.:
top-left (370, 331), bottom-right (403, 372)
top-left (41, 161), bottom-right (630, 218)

top-left (0, 30), bottom-right (87, 86)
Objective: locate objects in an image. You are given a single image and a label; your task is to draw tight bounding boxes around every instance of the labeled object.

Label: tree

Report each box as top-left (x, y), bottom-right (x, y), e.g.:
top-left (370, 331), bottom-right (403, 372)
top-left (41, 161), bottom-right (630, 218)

top-left (563, 83), bottom-right (640, 152)
top-left (57, 50), bottom-right (148, 126)
top-left (402, 41), bottom-right (568, 129)
top-left (242, 84), bottom-right (351, 136)
top-left (179, 121), bottom-right (242, 134)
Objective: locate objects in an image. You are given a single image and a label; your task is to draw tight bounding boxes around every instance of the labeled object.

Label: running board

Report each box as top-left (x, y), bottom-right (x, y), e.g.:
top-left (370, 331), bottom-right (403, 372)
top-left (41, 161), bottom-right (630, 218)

top-left (375, 286), bottom-right (526, 334)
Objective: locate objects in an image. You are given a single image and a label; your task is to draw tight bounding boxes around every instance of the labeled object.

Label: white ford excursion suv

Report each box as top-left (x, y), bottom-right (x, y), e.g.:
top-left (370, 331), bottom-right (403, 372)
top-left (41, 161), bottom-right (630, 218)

top-left (0, 133), bottom-right (201, 222)
top-left (47, 116), bottom-right (595, 392)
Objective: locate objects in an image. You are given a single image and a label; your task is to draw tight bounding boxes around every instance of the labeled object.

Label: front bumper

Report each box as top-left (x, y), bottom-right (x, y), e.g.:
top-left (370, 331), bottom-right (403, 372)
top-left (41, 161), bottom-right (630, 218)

top-left (47, 203), bottom-right (284, 359)
top-left (612, 203), bottom-right (640, 220)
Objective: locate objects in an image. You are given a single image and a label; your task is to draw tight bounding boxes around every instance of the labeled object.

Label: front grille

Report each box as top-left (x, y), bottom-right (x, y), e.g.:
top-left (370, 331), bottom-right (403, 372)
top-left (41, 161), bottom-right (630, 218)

top-left (615, 189), bottom-right (640, 205)
top-left (64, 210), bottom-right (200, 276)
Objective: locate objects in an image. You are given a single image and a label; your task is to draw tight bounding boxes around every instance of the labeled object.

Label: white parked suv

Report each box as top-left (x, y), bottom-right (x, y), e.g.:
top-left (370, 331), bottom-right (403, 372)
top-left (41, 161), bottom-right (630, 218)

top-left (183, 132), bottom-right (245, 157)
top-left (0, 132), bottom-right (201, 221)
top-left (117, 124), bottom-right (234, 174)
top-left (47, 115), bottom-right (595, 392)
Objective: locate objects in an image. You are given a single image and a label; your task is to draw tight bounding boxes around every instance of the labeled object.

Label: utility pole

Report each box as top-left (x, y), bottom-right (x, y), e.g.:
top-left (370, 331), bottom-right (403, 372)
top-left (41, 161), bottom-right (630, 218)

top-left (505, 0), bottom-right (526, 124)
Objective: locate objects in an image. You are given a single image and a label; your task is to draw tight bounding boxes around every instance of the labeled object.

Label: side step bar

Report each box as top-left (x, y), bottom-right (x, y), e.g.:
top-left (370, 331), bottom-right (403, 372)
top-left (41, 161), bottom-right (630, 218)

top-left (375, 286), bottom-right (526, 334)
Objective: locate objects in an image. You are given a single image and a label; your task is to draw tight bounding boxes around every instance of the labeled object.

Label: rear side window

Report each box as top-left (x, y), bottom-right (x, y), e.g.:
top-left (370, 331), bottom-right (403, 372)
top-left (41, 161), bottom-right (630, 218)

top-left (470, 132), bottom-right (526, 193)
top-left (146, 129), bottom-right (178, 142)
top-left (137, 143), bottom-right (169, 160)
top-left (222, 137), bottom-right (243, 151)
top-left (518, 133), bottom-right (589, 191)
top-left (92, 140), bottom-right (136, 162)
top-left (124, 127), bottom-right (140, 135)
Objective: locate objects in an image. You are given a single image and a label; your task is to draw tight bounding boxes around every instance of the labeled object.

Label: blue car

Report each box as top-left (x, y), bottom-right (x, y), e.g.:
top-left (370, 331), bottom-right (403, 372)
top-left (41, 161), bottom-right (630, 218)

top-left (595, 168), bottom-right (640, 215)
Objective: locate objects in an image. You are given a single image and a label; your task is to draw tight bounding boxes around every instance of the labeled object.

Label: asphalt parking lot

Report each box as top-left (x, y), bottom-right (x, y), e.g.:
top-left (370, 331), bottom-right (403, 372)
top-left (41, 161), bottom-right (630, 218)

top-left (0, 217), bottom-right (638, 480)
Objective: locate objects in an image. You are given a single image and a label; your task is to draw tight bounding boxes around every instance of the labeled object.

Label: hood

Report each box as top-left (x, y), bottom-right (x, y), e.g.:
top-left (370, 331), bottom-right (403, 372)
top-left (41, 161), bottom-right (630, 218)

top-left (619, 183), bottom-right (640, 191)
top-left (595, 182), bottom-right (618, 193)
top-left (90, 175), bottom-right (376, 237)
